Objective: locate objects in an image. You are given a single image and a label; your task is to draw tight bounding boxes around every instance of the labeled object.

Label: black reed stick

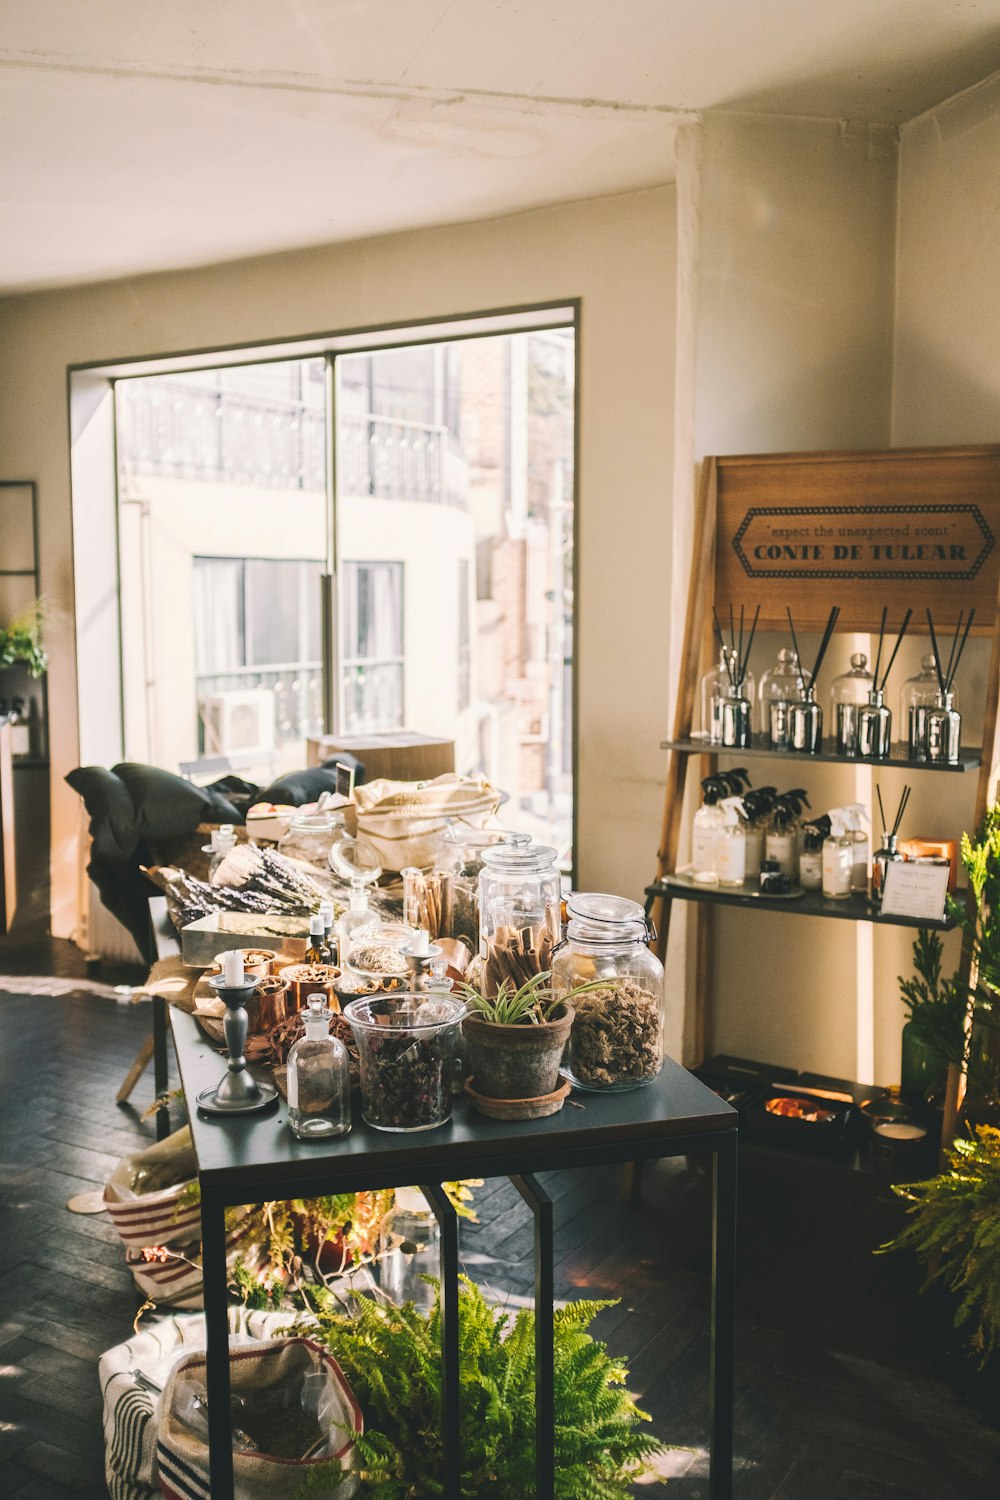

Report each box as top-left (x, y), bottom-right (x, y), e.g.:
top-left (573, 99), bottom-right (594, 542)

top-left (925, 609), bottom-right (947, 696)
top-left (892, 784), bottom-right (911, 838)
top-left (785, 607), bottom-right (807, 692)
top-left (712, 608), bottom-right (736, 690)
top-left (737, 606), bottom-right (745, 689)
top-left (872, 606), bottom-right (888, 690)
top-left (876, 784), bottom-right (887, 835)
top-left (946, 609), bottom-right (976, 693)
top-left (809, 605), bottom-right (840, 687)
top-left (736, 605), bottom-right (760, 689)
top-left (877, 609), bottom-right (912, 693)
top-left (943, 609), bottom-right (963, 690)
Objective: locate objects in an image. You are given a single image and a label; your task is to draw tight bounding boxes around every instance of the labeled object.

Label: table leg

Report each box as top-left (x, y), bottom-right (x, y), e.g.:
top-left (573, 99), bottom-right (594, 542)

top-left (201, 1180), bottom-right (235, 1500)
top-left (421, 1184), bottom-right (460, 1500)
top-left (709, 1134), bottom-right (737, 1500)
top-left (511, 1173), bottom-right (555, 1500)
top-left (153, 994), bottom-right (170, 1141)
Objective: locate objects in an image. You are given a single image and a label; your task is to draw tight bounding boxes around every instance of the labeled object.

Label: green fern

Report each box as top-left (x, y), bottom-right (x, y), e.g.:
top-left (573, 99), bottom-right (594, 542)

top-left (880, 1125), bottom-right (1000, 1365)
top-left (897, 928), bottom-right (968, 1065)
top-left (294, 1276), bottom-right (667, 1497)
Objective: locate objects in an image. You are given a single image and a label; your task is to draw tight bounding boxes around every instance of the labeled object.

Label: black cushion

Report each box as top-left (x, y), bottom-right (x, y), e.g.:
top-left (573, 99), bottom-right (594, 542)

top-left (87, 845), bottom-right (160, 964)
top-left (65, 766), bottom-right (140, 861)
top-left (112, 762), bottom-right (210, 839)
top-left (202, 775), bottom-right (259, 823)
top-left (257, 766), bottom-right (343, 807)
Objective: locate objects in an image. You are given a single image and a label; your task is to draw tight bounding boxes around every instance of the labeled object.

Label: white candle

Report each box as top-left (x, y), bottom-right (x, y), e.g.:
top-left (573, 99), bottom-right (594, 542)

top-left (223, 949), bottom-right (244, 987)
top-left (412, 929), bottom-right (429, 956)
top-left (873, 1122), bottom-right (926, 1141)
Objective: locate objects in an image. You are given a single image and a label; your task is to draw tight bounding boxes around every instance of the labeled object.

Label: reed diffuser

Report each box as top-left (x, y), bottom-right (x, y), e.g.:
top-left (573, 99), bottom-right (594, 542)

top-left (712, 604), bottom-right (760, 748)
top-left (925, 609), bottom-right (974, 763)
top-left (857, 608), bottom-right (912, 759)
top-left (871, 783), bottom-right (911, 904)
top-left (786, 606), bottom-right (840, 753)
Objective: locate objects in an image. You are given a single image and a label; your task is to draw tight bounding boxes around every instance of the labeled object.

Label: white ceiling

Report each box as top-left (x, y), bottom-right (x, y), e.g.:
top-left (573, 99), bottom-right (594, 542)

top-left (3, 0), bottom-right (1000, 294)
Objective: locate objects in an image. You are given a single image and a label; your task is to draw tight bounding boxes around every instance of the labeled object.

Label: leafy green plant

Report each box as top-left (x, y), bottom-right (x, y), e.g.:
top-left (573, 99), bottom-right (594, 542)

top-left (881, 1125), bottom-right (1000, 1364)
top-left (0, 599), bottom-right (47, 677)
top-left (458, 969), bottom-right (606, 1026)
top-left (897, 928), bottom-right (968, 1065)
top-left (296, 1276), bottom-right (666, 1497)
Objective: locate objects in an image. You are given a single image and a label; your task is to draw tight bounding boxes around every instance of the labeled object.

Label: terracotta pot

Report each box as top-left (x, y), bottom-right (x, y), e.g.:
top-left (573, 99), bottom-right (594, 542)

top-left (462, 1005), bottom-right (574, 1105)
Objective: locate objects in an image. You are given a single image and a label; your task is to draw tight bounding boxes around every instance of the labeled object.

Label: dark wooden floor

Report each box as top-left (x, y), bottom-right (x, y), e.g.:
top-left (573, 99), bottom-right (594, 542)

top-left (0, 936), bottom-right (998, 1498)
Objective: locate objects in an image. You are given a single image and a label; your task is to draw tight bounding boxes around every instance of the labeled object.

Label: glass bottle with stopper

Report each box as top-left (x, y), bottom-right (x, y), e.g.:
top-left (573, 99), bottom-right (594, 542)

top-left (329, 836), bottom-right (383, 965)
top-left (786, 606), bottom-right (840, 754)
top-left (830, 653), bottom-right (875, 756)
top-left (758, 647), bottom-right (808, 750)
top-left (379, 1187), bottom-right (441, 1312)
top-left (857, 608), bottom-right (911, 759)
top-left (286, 994), bottom-right (351, 1139)
top-left (925, 608), bottom-right (975, 765)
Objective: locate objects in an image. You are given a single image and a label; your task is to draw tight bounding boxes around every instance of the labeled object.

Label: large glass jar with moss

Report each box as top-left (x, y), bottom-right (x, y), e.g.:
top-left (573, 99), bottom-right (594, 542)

top-left (552, 893), bottom-right (664, 1092)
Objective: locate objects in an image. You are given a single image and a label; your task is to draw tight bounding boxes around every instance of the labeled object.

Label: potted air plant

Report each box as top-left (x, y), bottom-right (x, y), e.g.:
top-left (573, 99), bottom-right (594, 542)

top-left (458, 970), bottom-right (604, 1120)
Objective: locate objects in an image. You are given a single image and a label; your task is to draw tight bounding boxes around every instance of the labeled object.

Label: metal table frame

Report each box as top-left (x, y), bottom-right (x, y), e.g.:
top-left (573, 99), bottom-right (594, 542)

top-left (168, 1006), bottom-right (737, 1500)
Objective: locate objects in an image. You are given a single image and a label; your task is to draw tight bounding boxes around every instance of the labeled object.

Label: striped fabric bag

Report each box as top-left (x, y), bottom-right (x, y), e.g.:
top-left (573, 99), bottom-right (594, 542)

top-left (156, 1335), bottom-right (362, 1499)
top-left (105, 1126), bottom-right (257, 1308)
top-left (100, 1309), bottom-right (290, 1500)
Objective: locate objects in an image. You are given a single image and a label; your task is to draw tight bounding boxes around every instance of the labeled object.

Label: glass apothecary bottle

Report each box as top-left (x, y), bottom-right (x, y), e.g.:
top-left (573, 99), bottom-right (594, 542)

top-left (829, 653), bottom-right (874, 756)
top-left (379, 1187), bottom-right (440, 1312)
top-left (758, 648), bottom-right (807, 749)
top-left (478, 835), bottom-right (561, 995)
top-left (331, 836), bottom-right (383, 964)
top-left (552, 893), bottom-right (664, 1092)
top-left (899, 654), bottom-right (950, 758)
top-left (700, 647), bottom-right (733, 743)
top-left (277, 808), bottom-right (345, 868)
top-left (286, 994), bottom-right (351, 1139)
top-left (204, 824), bottom-right (236, 881)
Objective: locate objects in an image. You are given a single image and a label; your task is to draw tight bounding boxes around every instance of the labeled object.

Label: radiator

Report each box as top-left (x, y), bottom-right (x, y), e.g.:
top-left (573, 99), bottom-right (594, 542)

top-left (86, 879), bottom-right (146, 965)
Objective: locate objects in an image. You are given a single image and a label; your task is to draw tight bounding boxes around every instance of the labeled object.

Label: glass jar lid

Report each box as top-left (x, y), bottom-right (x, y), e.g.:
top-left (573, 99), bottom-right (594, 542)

top-left (480, 833), bottom-right (556, 873)
top-left (565, 892), bottom-right (649, 944)
top-left (288, 809), bottom-right (341, 833)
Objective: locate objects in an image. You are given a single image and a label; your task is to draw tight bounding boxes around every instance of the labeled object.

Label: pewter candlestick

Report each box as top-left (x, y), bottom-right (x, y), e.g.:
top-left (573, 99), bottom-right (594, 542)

top-left (196, 974), bottom-right (278, 1115)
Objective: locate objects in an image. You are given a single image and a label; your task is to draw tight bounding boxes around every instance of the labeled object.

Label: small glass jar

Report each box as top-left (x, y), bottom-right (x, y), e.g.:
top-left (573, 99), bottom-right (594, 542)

top-left (829, 653), bottom-right (874, 756)
top-left (552, 893), bottom-right (664, 1092)
top-left (900, 654), bottom-right (949, 758)
top-left (277, 809), bottom-right (345, 869)
top-left (402, 866), bottom-right (454, 941)
top-left (286, 994), bottom-right (351, 1139)
top-left (344, 992), bottom-right (464, 1131)
top-left (758, 649), bottom-right (807, 748)
top-left (379, 1187), bottom-right (440, 1312)
top-left (478, 836), bottom-right (561, 996)
top-left (439, 823), bottom-right (507, 952)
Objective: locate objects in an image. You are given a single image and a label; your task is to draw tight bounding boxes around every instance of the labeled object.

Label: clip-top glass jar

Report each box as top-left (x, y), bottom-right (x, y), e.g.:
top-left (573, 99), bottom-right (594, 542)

top-left (552, 893), bottom-right (664, 1092)
top-left (478, 835), bottom-right (561, 996)
top-left (277, 808), bottom-right (345, 869)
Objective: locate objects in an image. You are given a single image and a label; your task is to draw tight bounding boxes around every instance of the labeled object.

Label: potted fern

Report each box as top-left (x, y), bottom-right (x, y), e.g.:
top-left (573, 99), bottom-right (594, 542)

top-left (298, 1275), bottom-right (667, 1496)
top-left (457, 970), bottom-right (604, 1119)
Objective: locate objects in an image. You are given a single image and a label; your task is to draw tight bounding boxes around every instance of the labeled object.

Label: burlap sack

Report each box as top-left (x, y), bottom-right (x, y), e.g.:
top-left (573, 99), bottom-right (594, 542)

top-left (157, 1336), bottom-right (361, 1499)
top-left (353, 772), bottom-right (501, 871)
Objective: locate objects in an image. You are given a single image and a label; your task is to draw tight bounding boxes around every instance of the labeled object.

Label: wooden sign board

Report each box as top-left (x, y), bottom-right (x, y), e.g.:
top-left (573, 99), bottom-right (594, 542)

top-left (714, 445), bottom-right (1000, 631)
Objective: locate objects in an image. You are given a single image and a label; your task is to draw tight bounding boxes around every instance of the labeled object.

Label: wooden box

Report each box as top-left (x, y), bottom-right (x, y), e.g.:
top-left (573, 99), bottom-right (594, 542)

top-left (306, 732), bottom-right (455, 784)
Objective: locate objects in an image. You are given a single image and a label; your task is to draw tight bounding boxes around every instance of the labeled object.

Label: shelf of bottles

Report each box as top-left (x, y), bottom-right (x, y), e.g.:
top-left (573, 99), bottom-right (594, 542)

top-left (659, 737), bottom-right (981, 774)
top-left (646, 872), bottom-right (962, 931)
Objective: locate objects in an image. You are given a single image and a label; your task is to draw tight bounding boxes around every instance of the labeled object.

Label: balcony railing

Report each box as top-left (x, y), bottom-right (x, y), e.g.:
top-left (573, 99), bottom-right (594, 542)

top-left (339, 413), bottom-right (468, 507)
top-left (120, 382), bottom-right (327, 491)
top-left (119, 382), bottom-right (469, 505)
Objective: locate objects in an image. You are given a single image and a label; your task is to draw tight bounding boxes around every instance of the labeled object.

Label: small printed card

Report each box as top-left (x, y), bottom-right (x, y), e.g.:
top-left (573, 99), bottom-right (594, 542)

top-left (880, 861), bottom-right (950, 921)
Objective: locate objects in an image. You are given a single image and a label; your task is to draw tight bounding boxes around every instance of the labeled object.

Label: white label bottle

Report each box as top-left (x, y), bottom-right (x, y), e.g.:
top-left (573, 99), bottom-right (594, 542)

top-left (716, 797), bottom-right (748, 887)
top-left (822, 812), bottom-right (854, 900)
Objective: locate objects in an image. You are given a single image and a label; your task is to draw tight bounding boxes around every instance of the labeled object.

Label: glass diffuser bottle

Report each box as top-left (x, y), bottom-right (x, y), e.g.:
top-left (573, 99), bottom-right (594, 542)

top-left (829, 653), bottom-right (874, 756)
top-left (900, 654), bottom-right (947, 759)
top-left (758, 648), bottom-right (807, 750)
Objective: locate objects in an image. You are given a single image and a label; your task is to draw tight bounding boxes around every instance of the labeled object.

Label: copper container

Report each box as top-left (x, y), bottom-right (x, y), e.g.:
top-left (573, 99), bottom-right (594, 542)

top-left (208, 948), bottom-right (277, 981)
top-left (255, 975), bottom-right (293, 1031)
top-left (278, 962), bottom-right (342, 1013)
top-left (898, 838), bottom-right (958, 891)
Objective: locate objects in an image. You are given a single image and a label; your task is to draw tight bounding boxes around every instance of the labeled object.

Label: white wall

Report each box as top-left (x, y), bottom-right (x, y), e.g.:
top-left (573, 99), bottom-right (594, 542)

top-left (0, 187), bottom-right (677, 963)
top-left (683, 112), bottom-right (901, 1080)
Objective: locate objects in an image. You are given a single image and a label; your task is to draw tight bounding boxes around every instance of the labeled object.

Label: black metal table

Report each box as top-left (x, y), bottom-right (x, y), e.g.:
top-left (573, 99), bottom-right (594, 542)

top-left (169, 1004), bottom-right (738, 1500)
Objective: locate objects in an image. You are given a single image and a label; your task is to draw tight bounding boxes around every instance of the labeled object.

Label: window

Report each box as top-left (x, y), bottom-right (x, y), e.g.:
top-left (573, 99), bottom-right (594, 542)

top-left (341, 561), bottom-right (404, 733)
top-left (457, 558), bottom-right (471, 712)
top-left (193, 556), bottom-right (323, 750)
